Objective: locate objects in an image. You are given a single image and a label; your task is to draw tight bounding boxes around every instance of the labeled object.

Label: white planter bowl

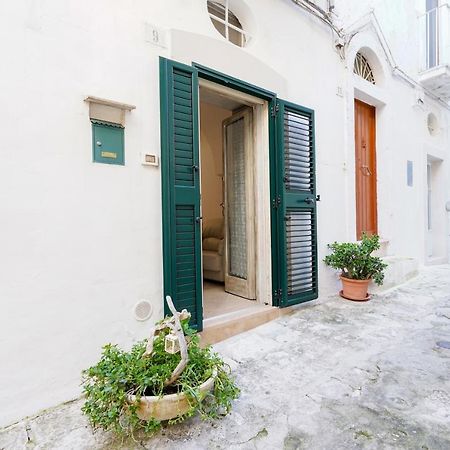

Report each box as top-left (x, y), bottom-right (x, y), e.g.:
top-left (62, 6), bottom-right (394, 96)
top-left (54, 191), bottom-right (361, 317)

top-left (127, 370), bottom-right (216, 421)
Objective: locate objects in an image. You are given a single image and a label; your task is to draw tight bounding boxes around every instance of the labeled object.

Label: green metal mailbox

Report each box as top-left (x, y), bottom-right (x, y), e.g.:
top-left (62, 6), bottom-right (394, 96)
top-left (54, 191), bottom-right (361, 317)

top-left (92, 120), bottom-right (124, 165)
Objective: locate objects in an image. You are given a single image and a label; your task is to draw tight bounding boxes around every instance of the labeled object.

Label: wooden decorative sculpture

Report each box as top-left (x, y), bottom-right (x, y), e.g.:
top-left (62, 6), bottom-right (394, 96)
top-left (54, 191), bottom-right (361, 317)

top-left (143, 296), bottom-right (190, 387)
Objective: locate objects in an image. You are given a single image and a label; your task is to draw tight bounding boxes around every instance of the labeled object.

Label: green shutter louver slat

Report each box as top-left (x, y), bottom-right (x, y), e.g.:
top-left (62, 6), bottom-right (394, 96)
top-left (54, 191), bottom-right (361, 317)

top-left (276, 100), bottom-right (318, 307)
top-left (160, 58), bottom-right (203, 330)
top-left (284, 110), bottom-right (314, 193)
top-left (173, 68), bottom-right (195, 188)
top-left (286, 209), bottom-right (316, 296)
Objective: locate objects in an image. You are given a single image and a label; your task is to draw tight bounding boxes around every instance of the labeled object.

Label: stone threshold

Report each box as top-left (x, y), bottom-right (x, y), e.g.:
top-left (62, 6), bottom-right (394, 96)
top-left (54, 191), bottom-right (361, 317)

top-left (200, 303), bottom-right (306, 345)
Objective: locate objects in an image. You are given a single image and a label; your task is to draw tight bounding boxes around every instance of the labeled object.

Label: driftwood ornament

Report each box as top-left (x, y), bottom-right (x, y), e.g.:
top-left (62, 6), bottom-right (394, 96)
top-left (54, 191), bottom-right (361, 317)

top-left (143, 296), bottom-right (190, 387)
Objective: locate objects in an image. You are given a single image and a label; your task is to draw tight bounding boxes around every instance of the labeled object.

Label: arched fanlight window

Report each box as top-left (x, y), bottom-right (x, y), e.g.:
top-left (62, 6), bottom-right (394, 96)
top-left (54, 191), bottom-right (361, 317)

top-left (353, 52), bottom-right (375, 84)
top-left (207, 0), bottom-right (247, 47)
top-left (427, 112), bottom-right (439, 136)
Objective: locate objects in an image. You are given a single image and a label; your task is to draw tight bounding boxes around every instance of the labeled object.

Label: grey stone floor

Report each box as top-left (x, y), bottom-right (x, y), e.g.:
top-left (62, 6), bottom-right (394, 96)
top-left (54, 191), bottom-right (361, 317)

top-left (1, 266), bottom-right (450, 450)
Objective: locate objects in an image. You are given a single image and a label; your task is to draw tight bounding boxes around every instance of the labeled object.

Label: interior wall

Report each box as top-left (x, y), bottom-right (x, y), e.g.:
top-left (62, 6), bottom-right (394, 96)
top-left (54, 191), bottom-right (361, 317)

top-left (200, 102), bottom-right (232, 221)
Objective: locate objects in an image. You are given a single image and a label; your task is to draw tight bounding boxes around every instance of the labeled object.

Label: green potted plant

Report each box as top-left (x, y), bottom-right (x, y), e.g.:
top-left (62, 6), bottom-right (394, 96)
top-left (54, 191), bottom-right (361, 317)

top-left (81, 297), bottom-right (239, 437)
top-left (324, 233), bottom-right (387, 301)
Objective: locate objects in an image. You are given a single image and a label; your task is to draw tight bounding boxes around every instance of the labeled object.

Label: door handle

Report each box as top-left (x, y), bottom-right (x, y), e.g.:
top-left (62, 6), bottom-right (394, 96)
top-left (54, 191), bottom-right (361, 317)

top-left (195, 216), bottom-right (202, 224)
top-left (192, 165), bottom-right (199, 172)
top-left (304, 197), bottom-right (314, 204)
top-left (361, 165), bottom-right (372, 176)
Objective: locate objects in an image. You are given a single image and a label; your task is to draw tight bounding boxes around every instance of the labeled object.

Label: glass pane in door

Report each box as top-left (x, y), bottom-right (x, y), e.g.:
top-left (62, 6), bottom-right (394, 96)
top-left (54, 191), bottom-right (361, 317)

top-left (225, 117), bottom-right (247, 279)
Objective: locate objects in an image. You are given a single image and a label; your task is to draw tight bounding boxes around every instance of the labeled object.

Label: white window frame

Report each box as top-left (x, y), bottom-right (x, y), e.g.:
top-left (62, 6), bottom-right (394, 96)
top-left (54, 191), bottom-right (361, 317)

top-left (207, 0), bottom-right (249, 46)
top-left (425, 0), bottom-right (440, 68)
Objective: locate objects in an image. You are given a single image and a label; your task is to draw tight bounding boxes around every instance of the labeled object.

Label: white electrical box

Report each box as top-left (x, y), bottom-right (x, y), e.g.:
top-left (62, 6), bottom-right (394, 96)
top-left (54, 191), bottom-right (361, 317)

top-left (141, 153), bottom-right (159, 166)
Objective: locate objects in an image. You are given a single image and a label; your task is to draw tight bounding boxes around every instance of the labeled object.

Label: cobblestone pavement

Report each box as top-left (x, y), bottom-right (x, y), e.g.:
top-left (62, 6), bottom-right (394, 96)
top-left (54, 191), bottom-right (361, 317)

top-left (1, 266), bottom-right (450, 449)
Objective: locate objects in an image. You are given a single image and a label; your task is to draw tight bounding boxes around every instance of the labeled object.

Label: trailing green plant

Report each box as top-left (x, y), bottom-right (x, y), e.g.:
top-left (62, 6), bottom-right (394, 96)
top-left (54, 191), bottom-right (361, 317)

top-left (81, 318), bottom-right (239, 437)
top-left (323, 233), bottom-right (388, 285)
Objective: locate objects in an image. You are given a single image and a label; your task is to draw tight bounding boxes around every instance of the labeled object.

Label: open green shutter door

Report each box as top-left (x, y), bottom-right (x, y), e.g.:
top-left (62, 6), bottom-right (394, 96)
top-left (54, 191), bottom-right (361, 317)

top-left (276, 100), bottom-right (318, 307)
top-left (160, 58), bottom-right (203, 330)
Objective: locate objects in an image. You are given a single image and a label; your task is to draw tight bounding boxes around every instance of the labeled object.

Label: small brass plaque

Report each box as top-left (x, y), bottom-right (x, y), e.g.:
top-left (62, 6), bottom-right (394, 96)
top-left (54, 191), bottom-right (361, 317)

top-left (101, 151), bottom-right (117, 159)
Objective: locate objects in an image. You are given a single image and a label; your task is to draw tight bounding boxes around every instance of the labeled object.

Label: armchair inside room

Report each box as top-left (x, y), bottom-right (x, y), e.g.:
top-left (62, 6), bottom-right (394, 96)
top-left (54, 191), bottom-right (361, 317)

top-left (202, 218), bottom-right (225, 282)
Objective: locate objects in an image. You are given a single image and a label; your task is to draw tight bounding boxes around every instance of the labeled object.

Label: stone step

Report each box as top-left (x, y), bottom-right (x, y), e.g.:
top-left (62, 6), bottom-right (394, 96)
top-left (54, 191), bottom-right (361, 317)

top-left (200, 304), bottom-right (296, 345)
top-left (373, 239), bottom-right (390, 258)
top-left (371, 256), bottom-right (419, 292)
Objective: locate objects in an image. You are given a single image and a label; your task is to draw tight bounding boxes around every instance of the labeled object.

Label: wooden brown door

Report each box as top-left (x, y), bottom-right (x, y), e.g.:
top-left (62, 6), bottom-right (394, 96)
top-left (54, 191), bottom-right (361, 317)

top-left (354, 99), bottom-right (377, 240)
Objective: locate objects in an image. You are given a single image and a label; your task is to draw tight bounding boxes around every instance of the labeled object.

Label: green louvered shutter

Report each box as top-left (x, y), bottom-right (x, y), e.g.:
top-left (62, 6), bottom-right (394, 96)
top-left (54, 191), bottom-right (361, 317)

top-left (275, 100), bottom-right (318, 307)
top-left (160, 58), bottom-right (203, 330)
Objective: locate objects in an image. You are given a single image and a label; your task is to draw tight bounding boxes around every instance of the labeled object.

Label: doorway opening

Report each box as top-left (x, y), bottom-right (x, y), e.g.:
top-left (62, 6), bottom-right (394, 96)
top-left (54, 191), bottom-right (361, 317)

top-left (160, 58), bottom-right (319, 333)
top-left (426, 155), bottom-right (446, 263)
top-left (199, 81), bottom-right (272, 321)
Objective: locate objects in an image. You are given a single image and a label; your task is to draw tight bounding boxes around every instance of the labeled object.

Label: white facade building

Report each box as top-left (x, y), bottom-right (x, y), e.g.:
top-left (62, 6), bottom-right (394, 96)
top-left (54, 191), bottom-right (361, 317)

top-left (1, 0), bottom-right (449, 427)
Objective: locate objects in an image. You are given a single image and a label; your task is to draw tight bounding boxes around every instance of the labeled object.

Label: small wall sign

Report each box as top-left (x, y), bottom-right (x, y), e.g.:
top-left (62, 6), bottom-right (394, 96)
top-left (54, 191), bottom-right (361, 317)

top-left (141, 153), bottom-right (159, 166)
top-left (407, 160), bottom-right (413, 187)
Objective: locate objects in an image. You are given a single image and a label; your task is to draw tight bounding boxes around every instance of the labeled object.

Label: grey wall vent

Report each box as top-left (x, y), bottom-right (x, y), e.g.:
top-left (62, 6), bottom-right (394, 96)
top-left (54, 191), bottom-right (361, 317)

top-left (133, 300), bottom-right (153, 321)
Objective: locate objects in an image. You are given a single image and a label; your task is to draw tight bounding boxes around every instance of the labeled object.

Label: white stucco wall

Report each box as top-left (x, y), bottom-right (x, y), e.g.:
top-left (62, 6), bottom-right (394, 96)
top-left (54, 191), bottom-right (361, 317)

top-left (0, 0), bottom-right (449, 427)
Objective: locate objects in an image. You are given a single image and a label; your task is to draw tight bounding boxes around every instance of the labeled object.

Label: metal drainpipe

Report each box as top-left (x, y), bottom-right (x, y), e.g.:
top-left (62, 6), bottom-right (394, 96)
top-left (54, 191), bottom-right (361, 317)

top-left (290, 0), bottom-right (343, 37)
top-left (328, 0), bottom-right (335, 13)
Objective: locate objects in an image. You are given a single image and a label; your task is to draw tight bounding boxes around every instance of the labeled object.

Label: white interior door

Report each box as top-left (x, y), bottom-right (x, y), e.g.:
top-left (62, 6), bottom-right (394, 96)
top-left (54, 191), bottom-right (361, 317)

top-left (223, 108), bottom-right (256, 299)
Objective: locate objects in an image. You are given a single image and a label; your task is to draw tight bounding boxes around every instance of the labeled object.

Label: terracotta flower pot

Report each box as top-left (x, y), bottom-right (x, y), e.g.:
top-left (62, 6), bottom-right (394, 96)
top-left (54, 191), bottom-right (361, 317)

top-left (127, 369), bottom-right (216, 421)
top-left (339, 276), bottom-right (370, 301)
